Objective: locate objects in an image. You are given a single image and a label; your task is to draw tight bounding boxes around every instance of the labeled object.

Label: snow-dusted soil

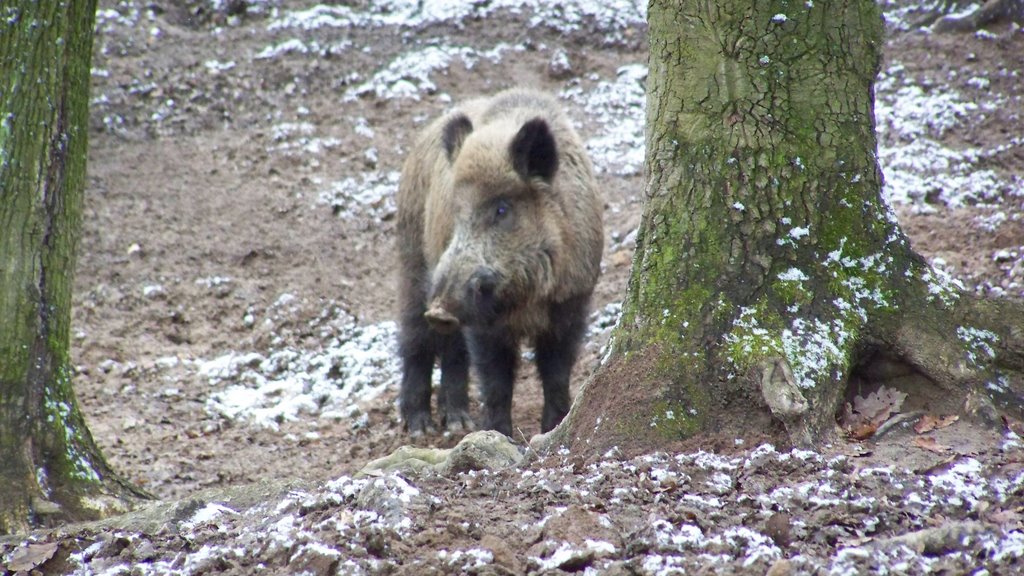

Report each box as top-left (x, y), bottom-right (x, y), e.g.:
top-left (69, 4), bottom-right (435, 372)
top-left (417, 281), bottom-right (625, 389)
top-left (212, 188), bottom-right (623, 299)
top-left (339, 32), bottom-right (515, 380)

top-left (3, 0), bottom-right (1024, 574)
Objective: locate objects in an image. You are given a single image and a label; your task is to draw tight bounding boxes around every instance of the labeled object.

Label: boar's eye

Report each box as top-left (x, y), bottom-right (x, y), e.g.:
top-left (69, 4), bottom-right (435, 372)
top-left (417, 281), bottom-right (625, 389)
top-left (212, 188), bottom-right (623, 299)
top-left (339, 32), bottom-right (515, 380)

top-left (492, 199), bottom-right (512, 224)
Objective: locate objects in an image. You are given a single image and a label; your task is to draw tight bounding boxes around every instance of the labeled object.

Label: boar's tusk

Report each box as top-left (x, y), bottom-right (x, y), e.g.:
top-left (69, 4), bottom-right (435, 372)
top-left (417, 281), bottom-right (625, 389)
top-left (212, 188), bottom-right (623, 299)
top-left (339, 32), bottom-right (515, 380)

top-left (424, 305), bottom-right (460, 333)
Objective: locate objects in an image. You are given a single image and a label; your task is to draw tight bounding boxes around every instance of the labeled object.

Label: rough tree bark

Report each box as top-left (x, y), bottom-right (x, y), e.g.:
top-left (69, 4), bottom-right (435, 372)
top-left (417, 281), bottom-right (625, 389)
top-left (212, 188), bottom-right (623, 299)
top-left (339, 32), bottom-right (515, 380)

top-left (548, 0), bottom-right (1024, 455)
top-left (0, 0), bottom-right (150, 534)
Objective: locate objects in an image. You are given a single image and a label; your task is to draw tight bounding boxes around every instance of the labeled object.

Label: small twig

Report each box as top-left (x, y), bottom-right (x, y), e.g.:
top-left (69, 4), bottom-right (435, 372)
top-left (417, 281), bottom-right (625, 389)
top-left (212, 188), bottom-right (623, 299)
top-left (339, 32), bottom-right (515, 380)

top-left (873, 410), bottom-right (926, 440)
top-left (515, 426), bottom-right (529, 447)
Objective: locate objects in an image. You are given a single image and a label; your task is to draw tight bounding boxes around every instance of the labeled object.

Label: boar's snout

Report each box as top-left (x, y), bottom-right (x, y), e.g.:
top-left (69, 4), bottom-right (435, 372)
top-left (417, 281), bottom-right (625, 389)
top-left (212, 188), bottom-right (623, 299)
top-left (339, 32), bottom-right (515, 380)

top-left (466, 267), bottom-right (502, 326)
top-left (426, 267), bottom-right (502, 333)
top-left (469, 268), bottom-right (498, 306)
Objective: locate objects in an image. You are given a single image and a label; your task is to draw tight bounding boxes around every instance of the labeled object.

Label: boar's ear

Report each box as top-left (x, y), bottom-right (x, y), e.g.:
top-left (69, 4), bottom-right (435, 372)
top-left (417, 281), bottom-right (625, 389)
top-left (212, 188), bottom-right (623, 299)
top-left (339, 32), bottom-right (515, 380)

top-left (442, 113), bottom-right (473, 162)
top-left (510, 117), bottom-right (558, 183)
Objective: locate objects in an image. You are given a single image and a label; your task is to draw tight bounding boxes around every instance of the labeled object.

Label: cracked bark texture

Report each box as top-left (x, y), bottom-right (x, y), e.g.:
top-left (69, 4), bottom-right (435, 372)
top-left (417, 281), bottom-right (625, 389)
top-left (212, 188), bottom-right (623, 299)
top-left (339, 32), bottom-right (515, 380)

top-left (0, 0), bottom-right (149, 535)
top-left (547, 0), bottom-right (1024, 456)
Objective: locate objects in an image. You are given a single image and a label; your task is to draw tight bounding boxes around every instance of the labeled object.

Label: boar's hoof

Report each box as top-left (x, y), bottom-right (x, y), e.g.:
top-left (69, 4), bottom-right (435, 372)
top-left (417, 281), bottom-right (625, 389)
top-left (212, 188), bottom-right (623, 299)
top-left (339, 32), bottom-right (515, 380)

top-left (442, 408), bottom-right (474, 433)
top-left (404, 412), bottom-right (436, 437)
top-left (424, 305), bottom-right (460, 334)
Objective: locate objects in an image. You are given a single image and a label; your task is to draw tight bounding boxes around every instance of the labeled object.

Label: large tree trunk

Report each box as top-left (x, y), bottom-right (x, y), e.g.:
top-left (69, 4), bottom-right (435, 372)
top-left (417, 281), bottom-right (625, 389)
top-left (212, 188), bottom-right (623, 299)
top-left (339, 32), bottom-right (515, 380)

top-left (550, 0), bottom-right (1024, 455)
top-left (0, 0), bottom-right (149, 534)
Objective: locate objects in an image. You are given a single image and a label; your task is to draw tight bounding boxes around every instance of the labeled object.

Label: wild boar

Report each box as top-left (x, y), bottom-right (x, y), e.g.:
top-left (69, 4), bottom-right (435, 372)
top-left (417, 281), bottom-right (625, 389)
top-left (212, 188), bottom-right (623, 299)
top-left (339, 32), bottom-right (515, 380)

top-left (396, 88), bottom-right (603, 437)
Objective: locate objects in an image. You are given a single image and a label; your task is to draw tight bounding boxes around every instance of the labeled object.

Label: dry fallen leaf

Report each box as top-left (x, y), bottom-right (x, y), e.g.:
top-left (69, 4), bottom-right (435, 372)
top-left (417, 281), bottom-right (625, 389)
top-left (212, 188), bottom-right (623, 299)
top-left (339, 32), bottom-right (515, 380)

top-left (5, 542), bottom-right (59, 572)
top-left (850, 422), bottom-right (879, 441)
top-left (912, 436), bottom-right (951, 454)
top-left (914, 414), bottom-right (959, 434)
top-left (843, 385), bottom-right (908, 439)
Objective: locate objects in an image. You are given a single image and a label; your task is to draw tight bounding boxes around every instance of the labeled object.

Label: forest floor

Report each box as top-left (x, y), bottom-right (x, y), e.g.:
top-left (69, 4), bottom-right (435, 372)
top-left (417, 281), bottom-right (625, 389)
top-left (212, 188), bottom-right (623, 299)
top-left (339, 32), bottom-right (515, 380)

top-left (3, 1), bottom-right (1024, 574)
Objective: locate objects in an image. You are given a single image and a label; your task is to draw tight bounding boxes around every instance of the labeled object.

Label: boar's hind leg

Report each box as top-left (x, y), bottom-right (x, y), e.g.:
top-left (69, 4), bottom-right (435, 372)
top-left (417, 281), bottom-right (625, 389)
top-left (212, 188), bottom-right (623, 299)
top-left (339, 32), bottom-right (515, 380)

top-left (399, 311), bottom-right (437, 436)
top-left (534, 295), bottom-right (591, 433)
top-left (438, 332), bottom-right (472, 431)
top-left (467, 329), bottom-right (519, 437)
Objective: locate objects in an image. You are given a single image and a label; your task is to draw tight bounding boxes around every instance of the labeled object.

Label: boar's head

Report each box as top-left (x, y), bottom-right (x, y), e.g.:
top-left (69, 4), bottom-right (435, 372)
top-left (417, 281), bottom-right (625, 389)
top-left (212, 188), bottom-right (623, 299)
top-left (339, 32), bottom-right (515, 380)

top-left (425, 114), bottom-right (564, 334)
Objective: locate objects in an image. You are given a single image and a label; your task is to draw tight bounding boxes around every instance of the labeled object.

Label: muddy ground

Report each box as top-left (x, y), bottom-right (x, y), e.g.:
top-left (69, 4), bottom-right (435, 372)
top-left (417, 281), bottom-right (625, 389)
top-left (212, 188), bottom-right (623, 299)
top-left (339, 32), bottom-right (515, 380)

top-left (3, 1), bottom-right (1024, 574)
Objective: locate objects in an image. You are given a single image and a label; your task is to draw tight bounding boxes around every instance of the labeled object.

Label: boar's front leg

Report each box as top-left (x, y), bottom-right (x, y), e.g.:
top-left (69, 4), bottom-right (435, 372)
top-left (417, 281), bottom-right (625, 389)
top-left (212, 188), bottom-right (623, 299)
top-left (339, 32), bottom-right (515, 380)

top-left (399, 302), bottom-right (437, 436)
top-left (438, 332), bottom-right (472, 431)
top-left (534, 294), bottom-right (591, 433)
top-left (467, 328), bottom-right (519, 437)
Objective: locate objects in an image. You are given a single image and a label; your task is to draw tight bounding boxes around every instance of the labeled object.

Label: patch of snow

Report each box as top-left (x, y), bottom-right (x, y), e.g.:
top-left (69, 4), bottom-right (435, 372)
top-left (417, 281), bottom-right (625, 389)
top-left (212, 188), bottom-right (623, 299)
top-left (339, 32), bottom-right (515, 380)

top-left (256, 37), bottom-right (354, 61)
top-left (317, 170), bottom-right (399, 221)
top-left (95, 6), bottom-right (140, 33)
top-left (531, 541), bottom-right (582, 571)
top-left (956, 326), bottom-right (998, 366)
top-left (255, 38), bottom-right (309, 59)
top-left (345, 44), bottom-right (511, 102)
top-left (588, 301), bottom-right (622, 337)
top-left (928, 458), bottom-right (987, 511)
top-left (876, 65), bottom-right (1023, 208)
top-left (439, 548), bottom-right (493, 570)
top-left (652, 519), bottom-right (705, 549)
top-left (200, 307), bottom-right (398, 430)
top-left (778, 267), bottom-right (809, 282)
top-left (781, 316), bottom-right (849, 388)
top-left (586, 539), bottom-right (617, 555)
top-left (989, 528), bottom-right (1024, 562)
top-left (352, 117), bottom-right (375, 139)
top-left (181, 502), bottom-right (239, 531)
top-left (269, 121), bottom-right (341, 156)
top-left (789, 226), bottom-right (810, 239)
top-left (715, 526), bottom-right (782, 567)
top-left (203, 59), bottom-right (235, 73)
top-left (268, 0), bottom-right (645, 44)
top-left (966, 76), bottom-right (990, 91)
top-left (921, 265), bottom-right (964, 307)
top-left (195, 276), bottom-right (232, 288)
top-left (562, 64), bottom-right (647, 175)
top-left (142, 284), bottom-right (166, 298)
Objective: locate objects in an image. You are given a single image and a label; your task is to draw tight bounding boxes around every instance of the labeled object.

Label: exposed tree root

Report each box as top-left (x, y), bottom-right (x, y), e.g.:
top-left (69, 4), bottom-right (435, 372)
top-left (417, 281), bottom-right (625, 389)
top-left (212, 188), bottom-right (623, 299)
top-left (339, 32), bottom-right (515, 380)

top-left (895, 296), bottom-right (1024, 421)
top-left (760, 294), bottom-right (1024, 448)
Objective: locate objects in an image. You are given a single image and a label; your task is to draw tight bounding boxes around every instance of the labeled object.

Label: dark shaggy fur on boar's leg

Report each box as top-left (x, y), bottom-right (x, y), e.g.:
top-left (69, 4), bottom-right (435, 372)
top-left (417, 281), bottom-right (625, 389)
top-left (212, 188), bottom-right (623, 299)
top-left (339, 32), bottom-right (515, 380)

top-left (534, 294), bottom-right (591, 433)
top-left (438, 332), bottom-right (472, 431)
top-left (398, 311), bottom-right (472, 434)
top-left (467, 328), bottom-right (520, 437)
top-left (398, 309), bottom-right (437, 435)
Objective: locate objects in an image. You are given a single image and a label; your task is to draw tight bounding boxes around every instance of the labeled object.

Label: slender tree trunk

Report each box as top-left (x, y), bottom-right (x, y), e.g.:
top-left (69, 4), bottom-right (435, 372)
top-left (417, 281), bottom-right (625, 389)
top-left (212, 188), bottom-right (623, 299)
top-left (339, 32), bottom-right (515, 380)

top-left (0, 0), bottom-right (149, 534)
top-left (549, 0), bottom-right (1024, 455)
